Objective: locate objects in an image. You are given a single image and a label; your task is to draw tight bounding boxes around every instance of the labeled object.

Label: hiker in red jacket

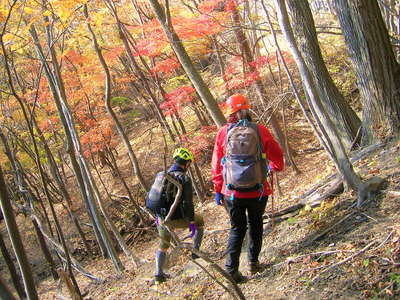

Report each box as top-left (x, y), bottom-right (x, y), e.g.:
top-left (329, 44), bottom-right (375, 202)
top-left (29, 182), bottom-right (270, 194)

top-left (211, 94), bottom-right (284, 283)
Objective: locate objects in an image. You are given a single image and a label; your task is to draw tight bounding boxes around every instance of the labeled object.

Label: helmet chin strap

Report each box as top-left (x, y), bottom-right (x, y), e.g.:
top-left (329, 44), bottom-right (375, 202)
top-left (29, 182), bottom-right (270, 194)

top-left (176, 160), bottom-right (191, 171)
top-left (236, 109), bottom-right (250, 120)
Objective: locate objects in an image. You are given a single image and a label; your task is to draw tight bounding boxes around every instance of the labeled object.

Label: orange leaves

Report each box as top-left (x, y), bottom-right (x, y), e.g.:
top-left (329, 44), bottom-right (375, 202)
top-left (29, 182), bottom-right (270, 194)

top-left (63, 50), bottom-right (87, 66)
top-left (81, 118), bottom-right (117, 158)
top-left (151, 58), bottom-right (180, 75)
top-left (103, 46), bottom-right (124, 62)
top-left (38, 116), bottom-right (61, 133)
top-left (160, 86), bottom-right (195, 115)
top-left (165, 86), bottom-right (195, 104)
top-left (173, 15), bottom-right (224, 40)
top-left (223, 56), bottom-right (261, 89)
top-left (134, 35), bottom-right (168, 57)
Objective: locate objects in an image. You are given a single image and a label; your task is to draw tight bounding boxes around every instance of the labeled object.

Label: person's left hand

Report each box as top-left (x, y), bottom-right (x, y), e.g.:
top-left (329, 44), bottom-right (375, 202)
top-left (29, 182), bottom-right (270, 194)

top-left (189, 223), bottom-right (197, 238)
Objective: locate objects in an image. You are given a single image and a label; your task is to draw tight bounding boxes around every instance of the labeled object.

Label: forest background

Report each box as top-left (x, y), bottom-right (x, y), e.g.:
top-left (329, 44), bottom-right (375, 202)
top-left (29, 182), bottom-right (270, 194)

top-left (0, 0), bottom-right (400, 299)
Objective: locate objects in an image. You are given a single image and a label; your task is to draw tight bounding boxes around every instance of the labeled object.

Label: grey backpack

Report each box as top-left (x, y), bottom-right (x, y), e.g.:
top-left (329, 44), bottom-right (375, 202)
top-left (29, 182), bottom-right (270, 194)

top-left (223, 120), bottom-right (267, 192)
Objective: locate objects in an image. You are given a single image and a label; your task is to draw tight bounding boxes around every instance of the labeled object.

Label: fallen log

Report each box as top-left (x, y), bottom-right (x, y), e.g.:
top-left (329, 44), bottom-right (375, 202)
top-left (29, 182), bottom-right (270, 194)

top-left (263, 141), bottom-right (387, 219)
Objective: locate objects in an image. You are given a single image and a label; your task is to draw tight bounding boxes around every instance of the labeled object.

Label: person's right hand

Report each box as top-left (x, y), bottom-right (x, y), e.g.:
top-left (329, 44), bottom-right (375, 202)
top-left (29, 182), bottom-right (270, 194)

top-left (215, 192), bottom-right (224, 206)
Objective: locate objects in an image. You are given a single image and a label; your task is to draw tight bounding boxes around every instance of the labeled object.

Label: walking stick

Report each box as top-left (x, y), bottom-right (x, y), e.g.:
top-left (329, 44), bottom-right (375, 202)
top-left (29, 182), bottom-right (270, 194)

top-left (269, 171), bottom-right (276, 239)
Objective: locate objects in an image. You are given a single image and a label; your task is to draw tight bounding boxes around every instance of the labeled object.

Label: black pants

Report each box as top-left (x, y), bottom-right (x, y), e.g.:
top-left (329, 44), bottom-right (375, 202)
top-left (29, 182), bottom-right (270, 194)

top-left (225, 196), bottom-right (268, 274)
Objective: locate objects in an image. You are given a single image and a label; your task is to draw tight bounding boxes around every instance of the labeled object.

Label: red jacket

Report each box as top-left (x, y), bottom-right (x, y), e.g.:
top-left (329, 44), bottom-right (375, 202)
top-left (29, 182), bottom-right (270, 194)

top-left (211, 123), bottom-right (284, 198)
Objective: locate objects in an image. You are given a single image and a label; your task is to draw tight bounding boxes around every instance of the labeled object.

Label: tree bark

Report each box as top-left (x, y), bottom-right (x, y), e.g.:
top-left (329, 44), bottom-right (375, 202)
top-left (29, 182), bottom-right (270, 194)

top-left (85, 4), bottom-right (149, 196)
top-left (333, 0), bottom-right (400, 141)
top-left (230, 5), bottom-right (297, 166)
top-left (29, 25), bottom-right (109, 258)
top-left (0, 274), bottom-right (17, 300)
top-left (286, 0), bottom-right (361, 149)
top-left (0, 166), bottom-right (39, 300)
top-left (274, 0), bottom-right (362, 191)
top-left (0, 232), bottom-right (26, 299)
top-left (148, 0), bottom-right (226, 128)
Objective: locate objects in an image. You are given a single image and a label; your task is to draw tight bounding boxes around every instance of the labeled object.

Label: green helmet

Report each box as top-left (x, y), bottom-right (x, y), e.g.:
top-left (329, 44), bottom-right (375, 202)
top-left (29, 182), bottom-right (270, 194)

top-left (173, 147), bottom-right (194, 161)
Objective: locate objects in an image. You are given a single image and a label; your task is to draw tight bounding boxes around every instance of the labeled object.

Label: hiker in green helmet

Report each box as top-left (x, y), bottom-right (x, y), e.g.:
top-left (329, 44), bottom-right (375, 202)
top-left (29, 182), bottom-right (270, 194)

top-left (146, 147), bottom-right (204, 284)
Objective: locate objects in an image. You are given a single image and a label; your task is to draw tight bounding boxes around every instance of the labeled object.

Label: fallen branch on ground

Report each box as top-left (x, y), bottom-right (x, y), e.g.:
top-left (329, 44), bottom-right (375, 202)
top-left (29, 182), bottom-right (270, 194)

top-left (273, 250), bottom-right (354, 271)
top-left (311, 240), bottom-right (377, 284)
top-left (13, 203), bottom-right (103, 282)
top-left (162, 224), bottom-right (246, 300)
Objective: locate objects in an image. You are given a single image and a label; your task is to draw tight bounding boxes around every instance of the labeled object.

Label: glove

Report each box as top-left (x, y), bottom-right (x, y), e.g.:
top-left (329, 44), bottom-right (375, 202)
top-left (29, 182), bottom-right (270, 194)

top-left (189, 223), bottom-right (197, 238)
top-left (215, 192), bottom-right (223, 206)
top-left (267, 165), bottom-right (273, 175)
top-left (155, 215), bottom-right (159, 227)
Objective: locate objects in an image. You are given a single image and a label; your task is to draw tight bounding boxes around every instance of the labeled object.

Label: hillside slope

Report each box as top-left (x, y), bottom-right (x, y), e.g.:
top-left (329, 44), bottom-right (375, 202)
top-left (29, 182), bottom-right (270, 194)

top-left (30, 132), bottom-right (400, 299)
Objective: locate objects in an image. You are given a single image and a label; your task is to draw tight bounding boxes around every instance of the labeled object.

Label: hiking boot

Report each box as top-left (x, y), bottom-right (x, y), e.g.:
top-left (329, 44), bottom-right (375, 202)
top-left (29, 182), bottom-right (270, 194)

top-left (154, 273), bottom-right (168, 284)
top-left (229, 271), bottom-right (247, 284)
top-left (248, 262), bottom-right (261, 275)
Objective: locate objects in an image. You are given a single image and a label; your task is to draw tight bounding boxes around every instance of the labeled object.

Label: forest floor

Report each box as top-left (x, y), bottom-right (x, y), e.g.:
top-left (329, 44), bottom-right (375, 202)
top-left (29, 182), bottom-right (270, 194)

top-left (1, 117), bottom-right (400, 299)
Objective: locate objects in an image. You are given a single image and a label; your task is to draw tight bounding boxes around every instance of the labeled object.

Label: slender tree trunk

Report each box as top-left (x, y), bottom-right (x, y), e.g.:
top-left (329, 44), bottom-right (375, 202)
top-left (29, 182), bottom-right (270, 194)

top-left (32, 20), bottom-right (122, 270)
top-left (230, 5), bottom-right (296, 165)
top-left (0, 130), bottom-right (61, 278)
top-left (286, 0), bottom-right (361, 149)
top-left (29, 25), bottom-right (109, 257)
top-left (10, 65), bottom-right (83, 299)
top-left (114, 20), bottom-right (176, 141)
top-left (31, 219), bottom-right (59, 280)
top-left (85, 4), bottom-right (148, 194)
top-left (0, 166), bottom-right (39, 300)
top-left (149, 0), bottom-right (226, 127)
top-left (264, 2), bottom-right (328, 171)
top-left (274, 0), bottom-right (362, 191)
top-left (0, 232), bottom-right (26, 299)
top-left (191, 101), bottom-right (208, 126)
top-left (30, 115), bottom-right (91, 255)
top-left (0, 274), bottom-right (17, 300)
top-left (212, 38), bottom-right (230, 95)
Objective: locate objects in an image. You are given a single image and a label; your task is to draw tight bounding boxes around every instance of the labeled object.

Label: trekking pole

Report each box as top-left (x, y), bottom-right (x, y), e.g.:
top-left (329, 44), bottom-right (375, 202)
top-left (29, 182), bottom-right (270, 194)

top-left (270, 171), bottom-right (276, 239)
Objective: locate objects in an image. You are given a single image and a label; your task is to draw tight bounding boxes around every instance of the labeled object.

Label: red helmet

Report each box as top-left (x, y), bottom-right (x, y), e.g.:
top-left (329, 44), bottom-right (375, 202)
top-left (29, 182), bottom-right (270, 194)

top-left (226, 94), bottom-right (250, 115)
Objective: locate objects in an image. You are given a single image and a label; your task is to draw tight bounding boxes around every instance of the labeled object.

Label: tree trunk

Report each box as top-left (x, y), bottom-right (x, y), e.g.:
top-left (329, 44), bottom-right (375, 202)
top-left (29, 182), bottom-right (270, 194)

top-left (0, 274), bottom-right (17, 300)
top-left (286, 0), bottom-right (361, 150)
top-left (0, 232), bottom-right (26, 299)
top-left (115, 21), bottom-right (176, 142)
top-left (333, 0), bottom-right (400, 141)
top-left (230, 5), bottom-right (297, 165)
top-left (30, 115), bottom-right (91, 255)
top-left (29, 25), bottom-right (109, 258)
top-left (274, 0), bottom-right (362, 191)
top-left (149, 0), bottom-right (226, 128)
top-left (0, 166), bottom-right (39, 300)
top-left (85, 4), bottom-right (148, 195)
top-left (33, 20), bottom-right (123, 270)
top-left (0, 129), bottom-right (61, 280)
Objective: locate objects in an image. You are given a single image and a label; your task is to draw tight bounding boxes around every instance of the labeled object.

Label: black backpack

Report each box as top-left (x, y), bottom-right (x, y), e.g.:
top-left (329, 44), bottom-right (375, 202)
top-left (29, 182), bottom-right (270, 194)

top-left (145, 171), bottom-right (182, 217)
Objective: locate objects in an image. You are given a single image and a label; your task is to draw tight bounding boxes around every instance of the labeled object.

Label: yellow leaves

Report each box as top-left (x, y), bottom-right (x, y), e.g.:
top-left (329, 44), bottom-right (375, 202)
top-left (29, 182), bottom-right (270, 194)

top-left (0, 8), bottom-right (7, 23)
top-left (43, 10), bottom-right (52, 17)
top-left (2, 33), bottom-right (14, 44)
top-left (92, 12), bottom-right (103, 28)
top-left (23, 7), bottom-right (34, 14)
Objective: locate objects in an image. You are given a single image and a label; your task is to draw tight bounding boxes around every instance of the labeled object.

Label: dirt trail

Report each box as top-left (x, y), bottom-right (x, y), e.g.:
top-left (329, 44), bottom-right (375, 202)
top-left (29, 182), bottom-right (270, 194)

top-left (2, 116), bottom-right (399, 299)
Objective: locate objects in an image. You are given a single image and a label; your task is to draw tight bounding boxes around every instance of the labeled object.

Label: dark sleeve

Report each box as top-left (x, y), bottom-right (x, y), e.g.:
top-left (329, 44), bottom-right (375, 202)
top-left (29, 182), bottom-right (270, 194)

top-left (181, 175), bottom-right (194, 221)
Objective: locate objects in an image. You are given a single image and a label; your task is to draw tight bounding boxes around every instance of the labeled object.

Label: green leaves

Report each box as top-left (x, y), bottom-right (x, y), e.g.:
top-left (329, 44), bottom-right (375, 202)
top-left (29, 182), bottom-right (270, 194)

top-left (111, 96), bottom-right (130, 108)
top-left (362, 259), bottom-right (369, 267)
top-left (288, 217), bottom-right (297, 225)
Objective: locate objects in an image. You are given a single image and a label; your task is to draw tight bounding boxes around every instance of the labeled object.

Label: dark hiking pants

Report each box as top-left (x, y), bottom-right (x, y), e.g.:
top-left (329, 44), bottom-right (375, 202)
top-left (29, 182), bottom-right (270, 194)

top-left (225, 196), bottom-right (268, 274)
